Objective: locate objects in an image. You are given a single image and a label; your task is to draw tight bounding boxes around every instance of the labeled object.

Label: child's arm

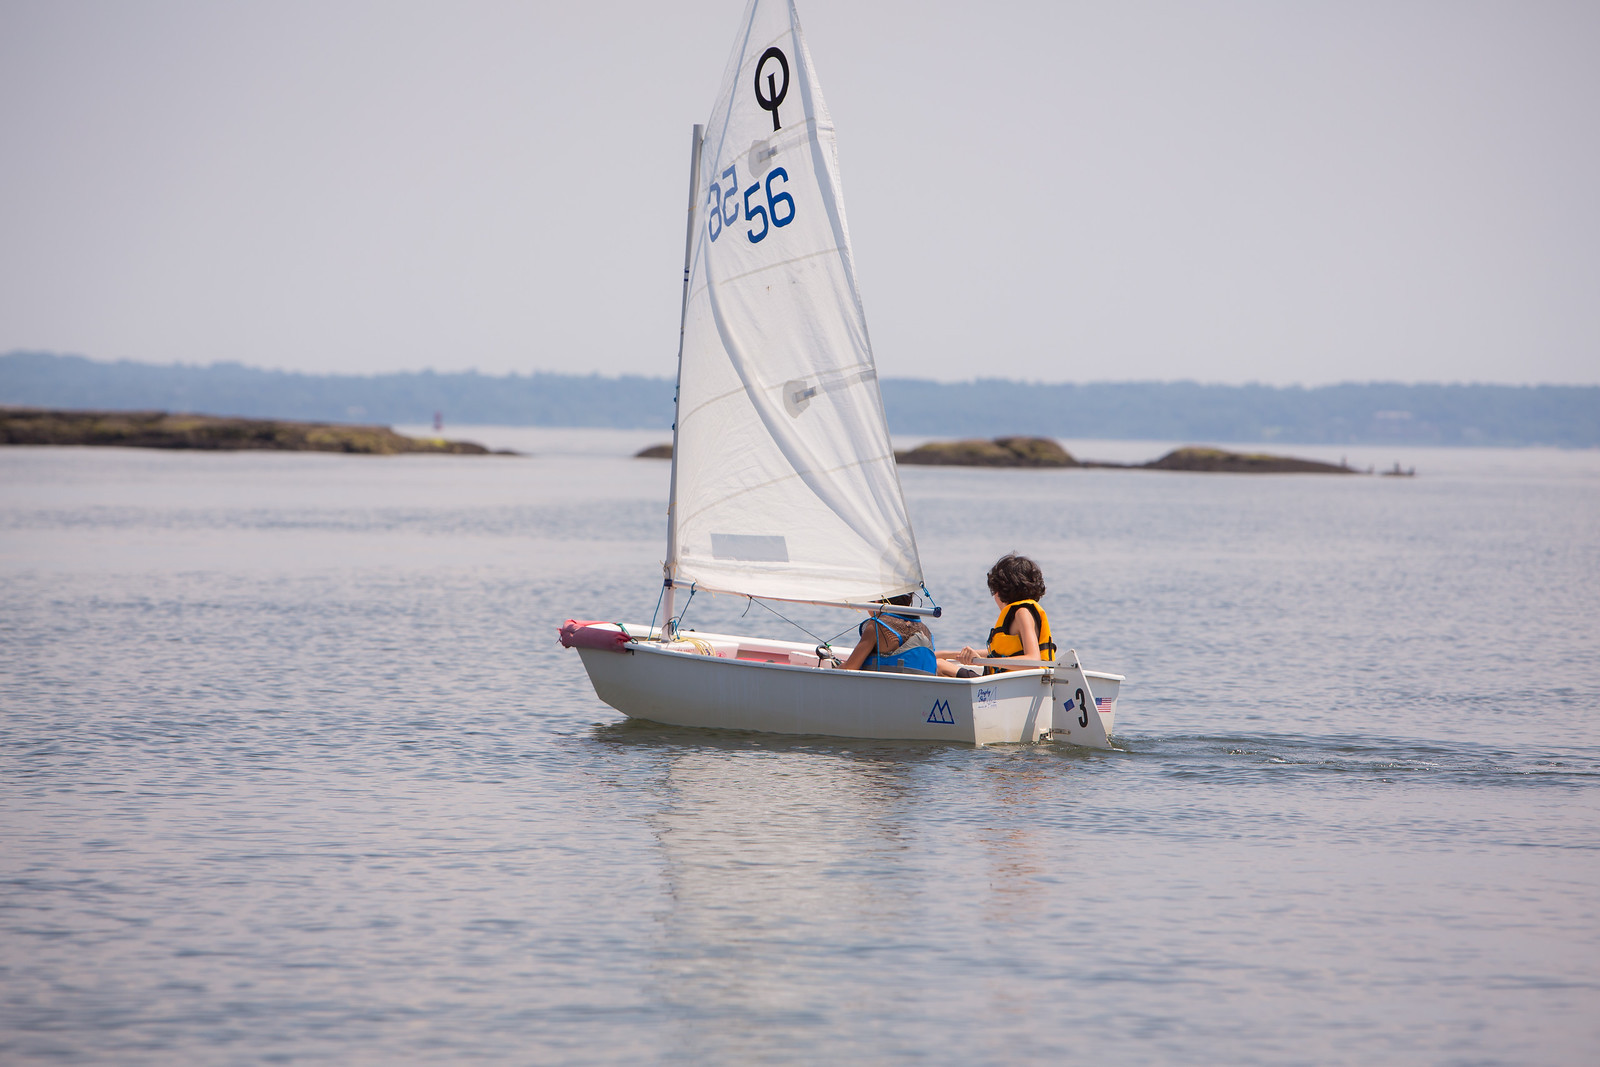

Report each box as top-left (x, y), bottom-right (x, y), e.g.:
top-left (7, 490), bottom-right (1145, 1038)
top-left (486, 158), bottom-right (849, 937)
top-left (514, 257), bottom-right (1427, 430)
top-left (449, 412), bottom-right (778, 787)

top-left (1012, 607), bottom-right (1042, 660)
top-left (839, 629), bottom-right (876, 670)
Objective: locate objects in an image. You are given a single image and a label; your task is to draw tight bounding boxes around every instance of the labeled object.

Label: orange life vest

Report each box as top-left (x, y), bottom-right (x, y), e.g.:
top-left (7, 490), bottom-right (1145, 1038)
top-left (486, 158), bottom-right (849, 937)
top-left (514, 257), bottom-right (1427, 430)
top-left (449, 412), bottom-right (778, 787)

top-left (985, 599), bottom-right (1056, 671)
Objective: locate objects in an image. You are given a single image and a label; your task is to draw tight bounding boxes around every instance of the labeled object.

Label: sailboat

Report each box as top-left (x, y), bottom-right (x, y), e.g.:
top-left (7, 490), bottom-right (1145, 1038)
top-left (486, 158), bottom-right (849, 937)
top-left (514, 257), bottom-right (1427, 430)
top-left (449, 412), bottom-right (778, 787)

top-left (560, 0), bottom-right (1124, 747)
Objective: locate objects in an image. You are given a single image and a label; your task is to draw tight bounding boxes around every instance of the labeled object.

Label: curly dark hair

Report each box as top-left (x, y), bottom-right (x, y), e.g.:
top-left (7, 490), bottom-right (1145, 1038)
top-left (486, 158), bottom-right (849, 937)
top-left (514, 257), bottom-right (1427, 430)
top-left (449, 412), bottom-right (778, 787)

top-left (987, 553), bottom-right (1046, 603)
top-left (881, 593), bottom-right (914, 607)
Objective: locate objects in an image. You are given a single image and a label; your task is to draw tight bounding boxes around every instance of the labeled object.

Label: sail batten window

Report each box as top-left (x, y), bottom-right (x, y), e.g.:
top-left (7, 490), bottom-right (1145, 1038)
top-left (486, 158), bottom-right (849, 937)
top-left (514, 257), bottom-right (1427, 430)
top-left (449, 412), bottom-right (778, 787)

top-left (710, 534), bottom-right (791, 562)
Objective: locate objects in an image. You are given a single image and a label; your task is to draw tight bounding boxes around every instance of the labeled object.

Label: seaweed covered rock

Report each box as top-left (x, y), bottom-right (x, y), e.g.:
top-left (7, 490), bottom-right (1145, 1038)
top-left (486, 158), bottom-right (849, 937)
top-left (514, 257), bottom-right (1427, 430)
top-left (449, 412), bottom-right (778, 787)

top-left (896, 436), bottom-right (1077, 467)
top-left (992, 436), bottom-right (1077, 467)
top-left (1144, 447), bottom-right (1353, 474)
top-left (888, 436), bottom-right (1360, 474)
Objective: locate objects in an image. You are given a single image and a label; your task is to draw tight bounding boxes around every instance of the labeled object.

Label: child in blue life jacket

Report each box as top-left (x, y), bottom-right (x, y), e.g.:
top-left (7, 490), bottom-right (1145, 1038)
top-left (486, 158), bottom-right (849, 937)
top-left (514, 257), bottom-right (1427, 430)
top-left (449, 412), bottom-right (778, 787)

top-left (937, 553), bottom-right (1057, 676)
top-left (838, 593), bottom-right (937, 674)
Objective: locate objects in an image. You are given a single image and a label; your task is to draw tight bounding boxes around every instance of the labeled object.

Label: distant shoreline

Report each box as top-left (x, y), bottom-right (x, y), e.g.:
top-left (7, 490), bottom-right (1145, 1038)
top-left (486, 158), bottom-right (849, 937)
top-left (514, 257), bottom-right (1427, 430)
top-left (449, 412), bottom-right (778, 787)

top-left (0, 407), bottom-right (512, 455)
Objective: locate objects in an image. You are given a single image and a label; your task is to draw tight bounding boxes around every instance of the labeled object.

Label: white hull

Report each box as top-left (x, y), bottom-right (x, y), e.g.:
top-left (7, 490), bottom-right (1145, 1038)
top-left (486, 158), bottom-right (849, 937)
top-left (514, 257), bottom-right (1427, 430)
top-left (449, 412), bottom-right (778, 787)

top-left (565, 624), bottom-right (1122, 748)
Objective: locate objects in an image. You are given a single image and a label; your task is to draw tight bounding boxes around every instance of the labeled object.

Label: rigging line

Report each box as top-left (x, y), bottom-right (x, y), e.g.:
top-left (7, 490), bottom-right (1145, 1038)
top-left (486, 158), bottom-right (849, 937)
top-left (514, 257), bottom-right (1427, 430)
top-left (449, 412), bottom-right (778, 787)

top-left (671, 582), bottom-right (697, 634)
top-left (824, 622), bottom-right (859, 648)
top-left (749, 595), bottom-right (828, 647)
top-left (647, 578), bottom-right (667, 640)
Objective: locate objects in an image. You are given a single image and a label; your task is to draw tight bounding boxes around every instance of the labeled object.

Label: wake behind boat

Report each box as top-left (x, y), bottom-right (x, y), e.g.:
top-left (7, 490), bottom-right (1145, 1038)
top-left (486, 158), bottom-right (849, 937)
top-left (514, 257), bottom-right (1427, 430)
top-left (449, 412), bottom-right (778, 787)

top-left (560, 0), bottom-right (1125, 747)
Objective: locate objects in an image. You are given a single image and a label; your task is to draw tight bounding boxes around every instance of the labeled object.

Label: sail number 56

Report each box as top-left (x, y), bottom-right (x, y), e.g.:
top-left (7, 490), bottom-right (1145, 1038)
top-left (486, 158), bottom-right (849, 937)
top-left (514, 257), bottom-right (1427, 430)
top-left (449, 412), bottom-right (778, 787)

top-left (707, 164), bottom-right (794, 244)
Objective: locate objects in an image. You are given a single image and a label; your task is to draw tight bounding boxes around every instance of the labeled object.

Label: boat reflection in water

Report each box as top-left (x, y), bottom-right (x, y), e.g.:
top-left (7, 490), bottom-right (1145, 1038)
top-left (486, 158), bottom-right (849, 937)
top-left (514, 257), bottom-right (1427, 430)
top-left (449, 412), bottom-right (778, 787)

top-left (594, 721), bottom-right (1091, 1060)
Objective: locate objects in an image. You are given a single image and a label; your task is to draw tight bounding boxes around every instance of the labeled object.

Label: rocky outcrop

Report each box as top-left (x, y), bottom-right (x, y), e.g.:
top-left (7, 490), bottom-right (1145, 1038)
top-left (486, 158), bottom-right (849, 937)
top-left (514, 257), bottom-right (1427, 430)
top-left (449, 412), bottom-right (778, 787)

top-left (0, 408), bottom-right (508, 454)
top-left (895, 436), bottom-right (1077, 467)
top-left (634, 443), bottom-right (673, 459)
top-left (891, 436), bottom-right (1362, 474)
top-left (1140, 447), bottom-right (1355, 474)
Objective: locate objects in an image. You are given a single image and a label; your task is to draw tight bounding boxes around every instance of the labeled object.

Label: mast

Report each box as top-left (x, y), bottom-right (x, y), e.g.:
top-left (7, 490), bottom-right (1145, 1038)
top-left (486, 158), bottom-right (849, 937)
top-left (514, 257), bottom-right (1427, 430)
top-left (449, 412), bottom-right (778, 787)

top-left (660, 122), bottom-right (703, 637)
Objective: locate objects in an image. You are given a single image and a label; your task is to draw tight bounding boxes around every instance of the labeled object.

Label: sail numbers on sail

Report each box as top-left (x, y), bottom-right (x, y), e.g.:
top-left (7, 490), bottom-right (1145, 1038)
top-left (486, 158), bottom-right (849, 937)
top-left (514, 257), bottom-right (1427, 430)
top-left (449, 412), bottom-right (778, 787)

top-left (707, 163), bottom-right (796, 244)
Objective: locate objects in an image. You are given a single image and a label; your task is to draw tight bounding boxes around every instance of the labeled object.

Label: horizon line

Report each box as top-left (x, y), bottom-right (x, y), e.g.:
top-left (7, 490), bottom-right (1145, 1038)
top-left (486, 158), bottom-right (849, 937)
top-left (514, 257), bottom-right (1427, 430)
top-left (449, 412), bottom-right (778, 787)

top-left (4, 349), bottom-right (1598, 392)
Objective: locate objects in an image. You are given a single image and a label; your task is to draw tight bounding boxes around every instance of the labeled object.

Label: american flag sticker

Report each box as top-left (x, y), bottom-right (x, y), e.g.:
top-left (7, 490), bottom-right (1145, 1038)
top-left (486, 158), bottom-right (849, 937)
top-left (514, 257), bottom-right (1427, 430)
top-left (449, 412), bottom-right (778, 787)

top-left (1095, 696), bottom-right (1112, 709)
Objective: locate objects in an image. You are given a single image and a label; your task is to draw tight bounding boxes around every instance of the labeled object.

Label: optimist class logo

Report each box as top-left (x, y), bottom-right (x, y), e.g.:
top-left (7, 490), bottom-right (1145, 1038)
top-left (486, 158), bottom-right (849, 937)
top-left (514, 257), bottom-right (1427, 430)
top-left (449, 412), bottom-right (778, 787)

top-left (754, 47), bottom-right (790, 131)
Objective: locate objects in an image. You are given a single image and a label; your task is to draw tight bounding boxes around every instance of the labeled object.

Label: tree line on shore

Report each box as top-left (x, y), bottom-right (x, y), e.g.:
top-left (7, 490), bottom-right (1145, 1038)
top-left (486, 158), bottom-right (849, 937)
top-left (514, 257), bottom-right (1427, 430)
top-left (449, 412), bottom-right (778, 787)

top-left (3, 351), bottom-right (1595, 447)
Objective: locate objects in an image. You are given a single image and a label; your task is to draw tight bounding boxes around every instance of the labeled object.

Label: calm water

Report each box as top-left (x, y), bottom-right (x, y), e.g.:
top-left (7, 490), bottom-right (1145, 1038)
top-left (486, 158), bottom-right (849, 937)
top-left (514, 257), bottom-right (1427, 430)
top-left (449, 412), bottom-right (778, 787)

top-left (2, 432), bottom-right (1597, 1064)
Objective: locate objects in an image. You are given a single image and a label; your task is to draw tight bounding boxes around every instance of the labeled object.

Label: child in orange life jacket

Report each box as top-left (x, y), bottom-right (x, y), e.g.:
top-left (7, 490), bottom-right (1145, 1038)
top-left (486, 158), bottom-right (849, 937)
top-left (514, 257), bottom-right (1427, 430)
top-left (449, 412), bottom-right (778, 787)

top-left (936, 553), bottom-right (1057, 676)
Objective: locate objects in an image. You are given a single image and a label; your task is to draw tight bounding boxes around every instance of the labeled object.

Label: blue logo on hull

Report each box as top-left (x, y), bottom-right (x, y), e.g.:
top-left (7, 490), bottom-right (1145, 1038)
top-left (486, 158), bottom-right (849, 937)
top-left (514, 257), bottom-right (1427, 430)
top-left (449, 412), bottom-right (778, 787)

top-left (927, 699), bottom-right (955, 724)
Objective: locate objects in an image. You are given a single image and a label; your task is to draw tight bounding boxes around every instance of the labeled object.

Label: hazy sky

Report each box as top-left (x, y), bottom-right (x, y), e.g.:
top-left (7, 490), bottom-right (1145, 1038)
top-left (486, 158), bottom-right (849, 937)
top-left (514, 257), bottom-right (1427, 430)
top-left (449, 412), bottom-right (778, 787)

top-left (2, 0), bottom-right (1597, 384)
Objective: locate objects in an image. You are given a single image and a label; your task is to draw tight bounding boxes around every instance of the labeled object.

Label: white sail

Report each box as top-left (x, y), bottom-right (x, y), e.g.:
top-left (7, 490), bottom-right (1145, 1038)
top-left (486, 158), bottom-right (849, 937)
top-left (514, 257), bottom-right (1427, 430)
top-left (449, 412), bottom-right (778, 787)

top-left (669, 0), bottom-right (921, 605)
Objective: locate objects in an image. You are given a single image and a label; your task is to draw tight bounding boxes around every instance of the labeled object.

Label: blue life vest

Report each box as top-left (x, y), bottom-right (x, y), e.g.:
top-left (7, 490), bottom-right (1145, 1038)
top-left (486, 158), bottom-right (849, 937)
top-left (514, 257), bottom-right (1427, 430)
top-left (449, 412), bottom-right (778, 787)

top-left (860, 612), bottom-right (937, 675)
